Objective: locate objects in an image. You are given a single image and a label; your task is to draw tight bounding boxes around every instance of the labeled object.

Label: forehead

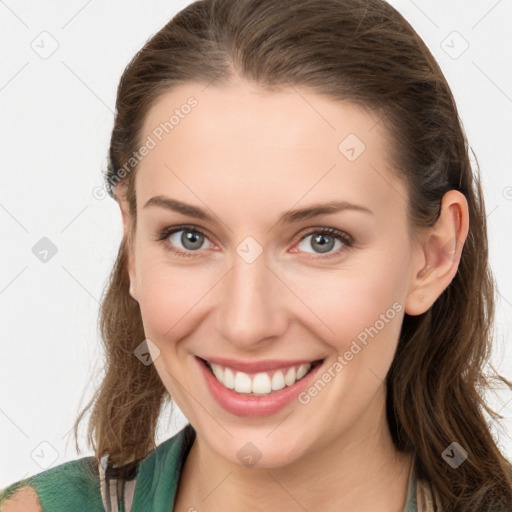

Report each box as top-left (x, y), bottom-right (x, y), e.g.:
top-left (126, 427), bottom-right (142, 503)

top-left (135, 78), bottom-right (407, 220)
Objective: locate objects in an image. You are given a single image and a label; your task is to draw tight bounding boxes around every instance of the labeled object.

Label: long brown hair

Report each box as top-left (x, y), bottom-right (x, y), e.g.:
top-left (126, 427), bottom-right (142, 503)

top-left (74, 0), bottom-right (512, 509)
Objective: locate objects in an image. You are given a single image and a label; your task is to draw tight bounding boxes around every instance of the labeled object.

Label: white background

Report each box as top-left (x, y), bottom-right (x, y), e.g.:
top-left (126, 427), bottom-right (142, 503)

top-left (1, 0), bottom-right (511, 487)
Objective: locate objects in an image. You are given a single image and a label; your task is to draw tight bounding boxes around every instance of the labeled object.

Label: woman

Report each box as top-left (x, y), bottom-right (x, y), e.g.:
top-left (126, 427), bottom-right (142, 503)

top-left (2, 0), bottom-right (511, 510)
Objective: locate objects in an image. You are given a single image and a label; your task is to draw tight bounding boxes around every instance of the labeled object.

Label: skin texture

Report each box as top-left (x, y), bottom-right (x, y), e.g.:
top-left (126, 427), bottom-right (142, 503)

top-left (1, 487), bottom-right (41, 512)
top-left (117, 76), bottom-right (469, 512)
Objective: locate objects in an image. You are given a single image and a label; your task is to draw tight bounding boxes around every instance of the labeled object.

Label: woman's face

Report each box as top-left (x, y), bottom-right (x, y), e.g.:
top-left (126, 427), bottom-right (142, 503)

top-left (124, 77), bottom-right (425, 468)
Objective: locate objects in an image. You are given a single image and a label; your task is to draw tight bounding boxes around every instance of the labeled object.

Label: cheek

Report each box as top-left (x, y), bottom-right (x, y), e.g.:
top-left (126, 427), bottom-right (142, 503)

top-left (288, 250), bottom-right (408, 357)
top-left (134, 232), bottom-right (410, 360)
top-left (134, 250), bottom-right (218, 341)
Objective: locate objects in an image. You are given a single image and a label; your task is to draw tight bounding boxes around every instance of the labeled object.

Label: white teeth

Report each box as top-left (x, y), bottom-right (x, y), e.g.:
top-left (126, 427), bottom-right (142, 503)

top-left (252, 372), bottom-right (272, 394)
top-left (284, 367), bottom-right (296, 386)
top-left (296, 363), bottom-right (309, 380)
top-left (234, 372), bottom-right (252, 393)
top-left (271, 371), bottom-right (286, 391)
top-left (223, 367), bottom-right (235, 389)
top-left (212, 363), bottom-right (223, 382)
top-left (207, 361), bottom-right (313, 394)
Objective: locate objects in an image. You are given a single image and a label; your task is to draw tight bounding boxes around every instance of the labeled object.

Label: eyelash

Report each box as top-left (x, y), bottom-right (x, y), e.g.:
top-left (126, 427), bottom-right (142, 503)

top-left (155, 224), bottom-right (353, 259)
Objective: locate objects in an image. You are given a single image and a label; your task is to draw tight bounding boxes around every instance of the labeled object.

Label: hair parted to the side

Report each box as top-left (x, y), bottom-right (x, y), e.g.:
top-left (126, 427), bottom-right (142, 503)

top-left (73, 0), bottom-right (512, 509)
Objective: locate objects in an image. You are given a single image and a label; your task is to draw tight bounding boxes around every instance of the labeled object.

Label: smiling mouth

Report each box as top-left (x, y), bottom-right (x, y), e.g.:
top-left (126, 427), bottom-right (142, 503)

top-left (199, 357), bottom-right (324, 396)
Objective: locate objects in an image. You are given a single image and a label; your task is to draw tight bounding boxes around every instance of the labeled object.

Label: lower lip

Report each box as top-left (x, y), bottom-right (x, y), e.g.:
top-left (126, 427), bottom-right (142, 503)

top-left (197, 356), bottom-right (324, 417)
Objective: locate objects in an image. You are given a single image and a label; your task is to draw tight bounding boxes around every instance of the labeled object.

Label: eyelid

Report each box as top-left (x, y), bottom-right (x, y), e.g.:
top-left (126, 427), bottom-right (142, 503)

top-left (290, 226), bottom-right (353, 259)
top-left (155, 224), bottom-right (353, 258)
top-left (155, 224), bottom-right (215, 257)
top-left (294, 226), bottom-right (353, 246)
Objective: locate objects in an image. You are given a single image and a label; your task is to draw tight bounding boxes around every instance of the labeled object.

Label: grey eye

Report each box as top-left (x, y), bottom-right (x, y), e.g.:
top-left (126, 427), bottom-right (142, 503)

top-left (298, 232), bottom-right (343, 254)
top-left (169, 230), bottom-right (211, 251)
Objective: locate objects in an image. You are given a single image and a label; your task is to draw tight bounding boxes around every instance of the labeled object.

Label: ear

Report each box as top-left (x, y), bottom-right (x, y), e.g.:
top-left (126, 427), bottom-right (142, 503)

top-left (405, 189), bottom-right (469, 316)
top-left (115, 184), bottom-right (138, 302)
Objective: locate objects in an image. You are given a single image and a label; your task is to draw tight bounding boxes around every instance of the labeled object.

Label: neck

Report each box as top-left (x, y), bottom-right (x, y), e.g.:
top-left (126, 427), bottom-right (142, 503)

top-left (174, 386), bottom-right (413, 512)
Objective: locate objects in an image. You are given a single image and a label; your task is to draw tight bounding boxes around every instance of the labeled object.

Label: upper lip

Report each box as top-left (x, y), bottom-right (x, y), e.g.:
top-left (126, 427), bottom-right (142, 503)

top-left (198, 356), bottom-right (324, 373)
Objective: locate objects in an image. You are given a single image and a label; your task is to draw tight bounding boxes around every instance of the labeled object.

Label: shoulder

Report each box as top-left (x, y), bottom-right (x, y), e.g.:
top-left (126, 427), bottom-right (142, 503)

top-left (1, 425), bottom-right (196, 512)
top-left (0, 456), bottom-right (104, 512)
top-left (0, 486), bottom-right (41, 512)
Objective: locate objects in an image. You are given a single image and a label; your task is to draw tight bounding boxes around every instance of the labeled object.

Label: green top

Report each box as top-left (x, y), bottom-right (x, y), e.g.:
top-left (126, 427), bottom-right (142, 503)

top-left (1, 423), bottom-right (422, 511)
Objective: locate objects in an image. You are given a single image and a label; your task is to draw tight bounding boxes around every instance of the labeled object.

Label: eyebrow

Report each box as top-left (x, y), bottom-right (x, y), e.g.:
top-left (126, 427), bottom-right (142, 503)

top-left (143, 195), bottom-right (373, 224)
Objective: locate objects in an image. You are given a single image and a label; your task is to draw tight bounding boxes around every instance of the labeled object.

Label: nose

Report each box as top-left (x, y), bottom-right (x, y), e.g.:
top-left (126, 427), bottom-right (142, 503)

top-left (213, 248), bottom-right (289, 350)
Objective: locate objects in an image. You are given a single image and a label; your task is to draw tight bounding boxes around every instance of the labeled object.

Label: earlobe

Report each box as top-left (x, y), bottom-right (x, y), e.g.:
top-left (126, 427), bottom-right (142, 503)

top-left (125, 238), bottom-right (138, 303)
top-left (115, 185), bottom-right (131, 236)
top-left (114, 185), bottom-right (139, 303)
top-left (129, 282), bottom-right (138, 303)
top-left (126, 237), bottom-right (139, 303)
top-left (405, 190), bottom-right (469, 316)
